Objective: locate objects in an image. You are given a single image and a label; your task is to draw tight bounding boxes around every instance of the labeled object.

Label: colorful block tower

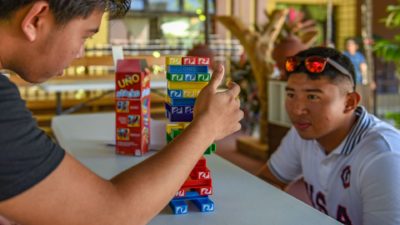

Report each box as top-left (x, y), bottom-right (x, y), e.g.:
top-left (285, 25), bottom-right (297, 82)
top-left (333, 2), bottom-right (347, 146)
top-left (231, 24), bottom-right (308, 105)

top-left (115, 59), bottom-right (151, 156)
top-left (165, 56), bottom-right (217, 214)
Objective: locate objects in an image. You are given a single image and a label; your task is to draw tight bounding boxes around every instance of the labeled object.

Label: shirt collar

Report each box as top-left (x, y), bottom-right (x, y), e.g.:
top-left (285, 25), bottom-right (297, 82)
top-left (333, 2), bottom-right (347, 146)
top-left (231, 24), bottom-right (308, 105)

top-left (340, 106), bottom-right (375, 155)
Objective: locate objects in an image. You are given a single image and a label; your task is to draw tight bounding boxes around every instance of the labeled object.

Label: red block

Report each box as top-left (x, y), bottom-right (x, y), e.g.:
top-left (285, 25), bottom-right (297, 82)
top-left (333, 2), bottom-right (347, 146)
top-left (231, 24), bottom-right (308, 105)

top-left (194, 157), bottom-right (207, 168)
top-left (175, 189), bottom-right (186, 197)
top-left (197, 57), bottom-right (210, 65)
top-left (198, 186), bottom-right (213, 196)
top-left (190, 167), bottom-right (211, 180)
top-left (181, 177), bottom-right (212, 188)
top-left (175, 185), bottom-right (213, 197)
top-left (115, 59), bottom-right (151, 156)
top-left (182, 57), bottom-right (198, 65)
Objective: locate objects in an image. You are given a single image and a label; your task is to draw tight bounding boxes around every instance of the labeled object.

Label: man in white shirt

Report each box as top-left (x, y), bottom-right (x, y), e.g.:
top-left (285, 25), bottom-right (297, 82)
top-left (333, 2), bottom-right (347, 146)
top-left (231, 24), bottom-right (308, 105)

top-left (259, 47), bottom-right (400, 225)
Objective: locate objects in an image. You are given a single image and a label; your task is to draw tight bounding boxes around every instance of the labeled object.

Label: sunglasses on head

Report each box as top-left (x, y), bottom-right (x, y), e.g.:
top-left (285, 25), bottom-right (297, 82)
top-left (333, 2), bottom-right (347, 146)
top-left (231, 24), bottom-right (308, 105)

top-left (285, 56), bottom-right (354, 84)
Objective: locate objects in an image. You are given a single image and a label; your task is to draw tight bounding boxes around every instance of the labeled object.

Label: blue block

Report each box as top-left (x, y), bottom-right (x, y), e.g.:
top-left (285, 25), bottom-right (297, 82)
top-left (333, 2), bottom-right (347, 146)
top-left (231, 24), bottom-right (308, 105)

top-left (170, 191), bottom-right (214, 214)
top-left (165, 103), bottom-right (193, 122)
top-left (168, 65), bottom-right (208, 74)
top-left (168, 89), bottom-right (202, 99)
top-left (168, 97), bottom-right (196, 106)
top-left (169, 200), bottom-right (188, 215)
top-left (184, 74), bottom-right (197, 81)
top-left (168, 89), bottom-right (183, 98)
top-left (166, 110), bottom-right (192, 122)
top-left (192, 197), bottom-right (215, 212)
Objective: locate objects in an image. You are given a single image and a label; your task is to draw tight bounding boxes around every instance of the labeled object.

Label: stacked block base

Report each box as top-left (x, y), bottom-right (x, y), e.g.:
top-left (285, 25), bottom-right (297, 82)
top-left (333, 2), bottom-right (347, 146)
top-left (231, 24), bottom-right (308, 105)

top-left (169, 191), bottom-right (215, 214)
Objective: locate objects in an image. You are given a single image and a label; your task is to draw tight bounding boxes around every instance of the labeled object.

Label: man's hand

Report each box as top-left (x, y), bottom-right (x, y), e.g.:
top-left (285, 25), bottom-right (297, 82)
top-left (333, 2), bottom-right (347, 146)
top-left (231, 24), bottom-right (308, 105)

top-left (194, 64), bottom-right (243, 140)
top-left (0, 215), bottom-right (18, 225)
top-left (368, 80), bottom-right (376, 91)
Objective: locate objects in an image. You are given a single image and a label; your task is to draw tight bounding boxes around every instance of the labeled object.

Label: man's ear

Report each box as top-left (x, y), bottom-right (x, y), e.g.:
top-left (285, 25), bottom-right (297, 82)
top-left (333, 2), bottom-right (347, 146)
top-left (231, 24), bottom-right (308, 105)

top-left (344, 91), bottom-right (361, 113)
top-left (21, 1), bottom-right (50, 42)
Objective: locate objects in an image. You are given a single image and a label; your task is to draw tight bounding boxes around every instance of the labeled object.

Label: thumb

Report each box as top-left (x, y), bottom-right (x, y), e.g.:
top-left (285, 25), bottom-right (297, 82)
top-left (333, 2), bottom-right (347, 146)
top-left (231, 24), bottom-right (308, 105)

top-left (207, 64), bottom-right (224, 91)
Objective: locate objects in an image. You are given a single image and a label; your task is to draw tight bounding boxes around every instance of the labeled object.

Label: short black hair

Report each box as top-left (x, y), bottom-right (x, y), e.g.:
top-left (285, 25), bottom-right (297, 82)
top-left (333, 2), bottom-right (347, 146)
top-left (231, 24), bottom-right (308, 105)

top-left (0, 0), bottom-right (131, 24)
top-left (286, 47), bottom-right (356, 90)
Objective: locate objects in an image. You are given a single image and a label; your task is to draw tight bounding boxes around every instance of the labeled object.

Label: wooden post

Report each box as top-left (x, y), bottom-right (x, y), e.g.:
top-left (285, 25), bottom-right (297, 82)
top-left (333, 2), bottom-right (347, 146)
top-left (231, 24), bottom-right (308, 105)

top-left (361, 0), bottom-right (375, 113)
top-left (217, 9), bottom-right (288, 159)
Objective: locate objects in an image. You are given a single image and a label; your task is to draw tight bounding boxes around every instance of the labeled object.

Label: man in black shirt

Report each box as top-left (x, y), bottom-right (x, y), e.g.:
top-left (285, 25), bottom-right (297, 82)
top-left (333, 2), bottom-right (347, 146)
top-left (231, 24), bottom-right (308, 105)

top-left (0, 1), bottom-right (243, 224)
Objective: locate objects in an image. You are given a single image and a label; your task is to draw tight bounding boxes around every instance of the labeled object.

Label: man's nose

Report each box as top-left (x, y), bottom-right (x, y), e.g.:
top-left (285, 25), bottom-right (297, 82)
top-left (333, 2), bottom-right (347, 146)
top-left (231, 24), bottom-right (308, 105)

top-left (76, 45), bottom-right (85, 59)
top-left (292, 100), bottom-right (308, 115)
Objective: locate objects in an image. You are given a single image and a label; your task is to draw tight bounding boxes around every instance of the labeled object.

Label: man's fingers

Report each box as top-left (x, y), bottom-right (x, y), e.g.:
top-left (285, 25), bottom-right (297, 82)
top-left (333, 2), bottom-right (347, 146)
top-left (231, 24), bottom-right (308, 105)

top-left (226, 81), bottom-right (241, 98)
top-left (208, 64), bottom-right (224, 91)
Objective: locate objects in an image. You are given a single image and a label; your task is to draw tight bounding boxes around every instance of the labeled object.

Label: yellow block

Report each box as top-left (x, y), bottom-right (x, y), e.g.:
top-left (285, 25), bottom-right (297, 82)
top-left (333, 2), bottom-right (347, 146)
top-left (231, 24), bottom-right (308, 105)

top-left (166, 57), bottom-right (182, 66)
top-left (165, 96), bottom-right (172, 105)
top-left (168, 82), bottom-right (208, 90)
top-left (183, 89), bottom-right (202, 98)
top-left (166, 123), bottom-right (190, 134)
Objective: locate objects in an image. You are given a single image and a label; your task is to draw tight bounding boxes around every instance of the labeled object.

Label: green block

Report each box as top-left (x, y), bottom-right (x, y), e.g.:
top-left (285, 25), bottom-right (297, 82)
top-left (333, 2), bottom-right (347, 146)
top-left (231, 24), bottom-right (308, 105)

top-left (167, 73), bottom-right (184, 81)
top-left (166, 133), bottom-right (173, 143)
top-left (197, 73), bottom-right (211, 82)
top-left (204, 143), bottom-right (217, 155)
top-left (171, 129), bottom-right (182, 138)
top-left (167, 131), bottom-right (216, 155)
top-left (167, 128), bottom-right (183, 143)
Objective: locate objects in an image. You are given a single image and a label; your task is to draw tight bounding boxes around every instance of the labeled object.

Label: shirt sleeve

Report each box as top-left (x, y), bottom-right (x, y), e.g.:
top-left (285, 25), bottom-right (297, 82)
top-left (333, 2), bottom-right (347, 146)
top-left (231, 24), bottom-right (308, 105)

top-left (0, 75), bottom-right (65, 201)
top-left (267, 127), bottom-right (302, 184)
top-left (360, 152), bottom-right (400, 225)
top-left (358, 52), bottom-right (366, 63)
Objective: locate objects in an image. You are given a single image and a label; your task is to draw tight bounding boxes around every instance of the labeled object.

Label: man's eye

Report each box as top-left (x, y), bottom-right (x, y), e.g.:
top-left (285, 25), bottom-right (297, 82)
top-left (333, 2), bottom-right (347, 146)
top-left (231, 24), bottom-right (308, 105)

top-left (286, 93), bottom-right (294, 98)
top-left (83, 36), bottom-right (93, 40)
top-left (307, 95), bottom-right (319, 100)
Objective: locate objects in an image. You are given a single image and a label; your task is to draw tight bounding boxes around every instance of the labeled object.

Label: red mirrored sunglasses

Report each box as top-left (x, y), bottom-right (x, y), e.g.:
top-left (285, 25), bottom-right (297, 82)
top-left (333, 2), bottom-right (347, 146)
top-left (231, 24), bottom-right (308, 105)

top-left (285, 56), bottom-right (354, 84)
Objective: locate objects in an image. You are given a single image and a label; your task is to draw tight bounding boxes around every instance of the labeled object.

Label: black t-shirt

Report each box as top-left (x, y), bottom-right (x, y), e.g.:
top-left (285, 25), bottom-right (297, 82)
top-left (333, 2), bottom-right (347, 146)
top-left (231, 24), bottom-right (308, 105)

top-left (0, 74), bottom-right (65, 201)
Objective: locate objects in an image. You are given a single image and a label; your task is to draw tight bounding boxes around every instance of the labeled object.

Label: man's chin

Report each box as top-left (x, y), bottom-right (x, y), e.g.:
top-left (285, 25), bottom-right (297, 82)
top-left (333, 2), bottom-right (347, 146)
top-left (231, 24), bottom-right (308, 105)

top-left (296, 130), bottom-right (316, 140)
top-left (21, 75), bottom-right (53, 84)
top-left (56, 70), bottom-right (65, 77)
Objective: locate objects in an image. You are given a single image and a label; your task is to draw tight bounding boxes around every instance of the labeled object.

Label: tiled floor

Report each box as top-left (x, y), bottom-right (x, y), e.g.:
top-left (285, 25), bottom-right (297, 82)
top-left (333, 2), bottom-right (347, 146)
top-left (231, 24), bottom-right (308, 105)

top-left (215, 132), bottom-right (311, 205)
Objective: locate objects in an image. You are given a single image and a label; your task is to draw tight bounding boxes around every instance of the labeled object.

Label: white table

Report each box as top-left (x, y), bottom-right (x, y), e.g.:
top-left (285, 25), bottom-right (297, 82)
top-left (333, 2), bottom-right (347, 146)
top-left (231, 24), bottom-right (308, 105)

top-left (41, 79), bottom-right (166, 114)
top-left (52, 113), bottom-right (342, 225)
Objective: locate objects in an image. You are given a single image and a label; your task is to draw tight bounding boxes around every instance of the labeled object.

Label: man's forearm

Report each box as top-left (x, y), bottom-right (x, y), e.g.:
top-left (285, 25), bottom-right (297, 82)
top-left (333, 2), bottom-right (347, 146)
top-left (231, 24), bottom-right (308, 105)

top-left (110, 117), bottom-right (214, 224)
top-left (361, 63), bottom-right (368, 84)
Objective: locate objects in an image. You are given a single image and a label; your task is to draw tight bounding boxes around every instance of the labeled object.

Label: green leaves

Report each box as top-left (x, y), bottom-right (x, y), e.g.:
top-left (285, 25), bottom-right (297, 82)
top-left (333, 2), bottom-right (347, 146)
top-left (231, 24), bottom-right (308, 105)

top-left (385, 1), bottom-right (400, 26)
top-left (373, 1), bottom-right (400, 64)
top-left (385, 111), bottom-right (400, 128)
top-left (374, 39), bottom-right (400, 61)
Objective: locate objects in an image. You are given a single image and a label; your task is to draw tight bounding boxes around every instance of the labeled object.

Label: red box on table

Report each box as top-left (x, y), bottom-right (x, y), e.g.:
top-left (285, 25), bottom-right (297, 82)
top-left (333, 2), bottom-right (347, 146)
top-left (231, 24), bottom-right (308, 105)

top-left (115, 59), bottom-right (150, 156)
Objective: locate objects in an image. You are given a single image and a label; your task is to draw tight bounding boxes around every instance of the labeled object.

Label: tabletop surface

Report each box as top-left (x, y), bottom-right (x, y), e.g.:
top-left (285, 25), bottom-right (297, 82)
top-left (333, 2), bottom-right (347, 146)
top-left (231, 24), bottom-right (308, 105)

top-left (40, 79), bottom-right (166, 92)
top-left (52, 113), bottom-right (342, 225)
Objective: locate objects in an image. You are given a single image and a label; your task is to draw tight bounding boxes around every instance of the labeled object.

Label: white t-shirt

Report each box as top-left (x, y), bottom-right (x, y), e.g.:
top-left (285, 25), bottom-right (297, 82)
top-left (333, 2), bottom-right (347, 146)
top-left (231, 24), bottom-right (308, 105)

top-left (268, 107), bottom-right (400, 225)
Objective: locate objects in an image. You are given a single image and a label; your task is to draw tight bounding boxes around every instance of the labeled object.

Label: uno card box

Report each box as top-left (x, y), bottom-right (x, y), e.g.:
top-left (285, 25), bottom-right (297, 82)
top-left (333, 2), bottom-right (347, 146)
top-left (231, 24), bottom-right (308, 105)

top-left (115, 59), bottom-right (151, 156)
